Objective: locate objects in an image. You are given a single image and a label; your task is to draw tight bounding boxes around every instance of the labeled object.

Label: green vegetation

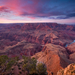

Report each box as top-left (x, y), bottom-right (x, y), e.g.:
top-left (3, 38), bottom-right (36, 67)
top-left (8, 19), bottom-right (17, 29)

top-left (36, 63), bottom-right (47, 75)
top-left (22, 56), bottom-right (47, 75)
top-left (0, 55), bottom-right (8, 65)
top-left (0, 55), bottom-right (47, 75)
top-left (6, 59), bottom-right (15, 70)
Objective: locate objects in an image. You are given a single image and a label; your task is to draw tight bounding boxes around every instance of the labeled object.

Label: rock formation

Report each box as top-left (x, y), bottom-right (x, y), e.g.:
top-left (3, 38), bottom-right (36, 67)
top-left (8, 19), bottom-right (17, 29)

top-left (57, 63), bottom-right (75, 75)
top-left (67, 43), bottom-right (75, 53)
top-left (0, 23), bottom-right (75, 75)
top-left (32, 43), bottom-right (73, 75)
top-left (67, 43), bottom-right (75, 62)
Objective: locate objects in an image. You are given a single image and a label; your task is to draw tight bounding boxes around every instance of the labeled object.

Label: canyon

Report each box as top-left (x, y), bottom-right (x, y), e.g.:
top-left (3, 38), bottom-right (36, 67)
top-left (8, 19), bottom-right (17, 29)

top-left (0, 23), bottom-right (75, 75)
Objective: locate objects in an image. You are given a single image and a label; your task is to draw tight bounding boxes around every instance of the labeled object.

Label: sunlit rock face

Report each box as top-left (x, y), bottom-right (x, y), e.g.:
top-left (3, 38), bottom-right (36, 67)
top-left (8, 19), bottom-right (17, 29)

top-left (57, 63), bottom-right (75, 75)
top-left (32, 43), bottom-right (73, 75)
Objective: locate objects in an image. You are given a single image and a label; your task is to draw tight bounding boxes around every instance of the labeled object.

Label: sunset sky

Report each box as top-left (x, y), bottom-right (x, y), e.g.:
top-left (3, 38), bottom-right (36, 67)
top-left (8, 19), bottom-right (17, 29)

top-left (0, 0), bottom-right (75, 24)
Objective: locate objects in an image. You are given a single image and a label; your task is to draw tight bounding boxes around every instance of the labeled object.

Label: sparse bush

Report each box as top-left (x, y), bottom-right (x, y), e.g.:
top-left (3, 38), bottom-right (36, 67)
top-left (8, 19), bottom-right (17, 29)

top-left (22, 56), bottom-right (47, 75)
top-left (0, 55), bottom-right (8, 65)
top-left (6, 59), bottom-right (15, 70)
top-left (0, 55), bottom-right (47, 75)
top-left (36, 63), bottom-right (47, 75)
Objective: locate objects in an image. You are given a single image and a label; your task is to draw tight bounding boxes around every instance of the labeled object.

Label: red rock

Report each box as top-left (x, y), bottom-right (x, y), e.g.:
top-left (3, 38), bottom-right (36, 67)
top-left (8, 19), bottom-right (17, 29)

top-left (9, 25), bottom-right (21, 29)
top-left (67, 43), bottom-right (75, 53)
top-left (69, 53), bottom-right (75, 62)
top-left (57, 63), bottom-right (75, 75)
top-left (32, 43), bottom-right (72, 75)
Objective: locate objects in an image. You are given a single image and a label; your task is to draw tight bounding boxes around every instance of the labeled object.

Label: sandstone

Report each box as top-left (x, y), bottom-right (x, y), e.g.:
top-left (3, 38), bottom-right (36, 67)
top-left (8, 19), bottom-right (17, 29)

top-left (57, 63), bottom-right (75, 75)
top-left (69, 53), bottom-right (75, 62)
top-left (67, 43), bottom-right (75, 53)
top-left (32, 43), bottom-right (72, 75)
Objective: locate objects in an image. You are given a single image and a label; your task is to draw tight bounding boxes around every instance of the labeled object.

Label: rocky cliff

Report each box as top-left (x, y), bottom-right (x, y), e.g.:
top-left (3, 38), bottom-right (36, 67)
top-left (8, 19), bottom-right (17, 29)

top-left (67, 43), bottom-right (75, 62)
top-left (57, 63), bottom-right (75, 75)
top-left (32, 43), bottom-right (73, 75)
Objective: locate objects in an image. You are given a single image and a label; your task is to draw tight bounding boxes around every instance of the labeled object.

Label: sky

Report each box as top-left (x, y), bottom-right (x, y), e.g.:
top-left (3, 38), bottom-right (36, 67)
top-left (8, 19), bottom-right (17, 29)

top-left (0, 0), bottom-right (75, 24)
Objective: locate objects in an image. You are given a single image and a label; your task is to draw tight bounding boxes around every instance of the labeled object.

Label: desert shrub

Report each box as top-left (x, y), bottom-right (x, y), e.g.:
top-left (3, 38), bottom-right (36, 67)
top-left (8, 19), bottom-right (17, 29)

top-left (13, 56), bottom-right (19, 61)
top-left (0, 55), bottom-right (47, 75)
top-left (22, 56), bottom-right (47, 75)
top-left (36, 63), bottom-right (47, 75)
top-left (6, 59), bottom-right (15, 70)
top-left (0, 55), bottom-right (8, 66)
top-left (22, 57), bottom-right (37, 74)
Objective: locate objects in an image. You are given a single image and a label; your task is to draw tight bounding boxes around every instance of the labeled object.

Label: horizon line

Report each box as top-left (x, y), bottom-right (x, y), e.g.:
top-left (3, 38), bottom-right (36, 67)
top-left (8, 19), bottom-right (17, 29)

top-left (0, 22), bottom-right (75, 25)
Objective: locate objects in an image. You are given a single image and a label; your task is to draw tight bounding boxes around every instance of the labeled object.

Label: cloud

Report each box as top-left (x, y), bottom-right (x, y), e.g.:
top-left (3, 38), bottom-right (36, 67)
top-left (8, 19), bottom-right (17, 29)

top-left (67, 13), bottom-right (75, 18)
top-left (16, 0), bottom-right (75, 19)
top-left (0, 6), bottom-right (10, 12)
top-left (52, 13), bottom-right (75, 19)
top-left (0, 0), bottom-right (75, 19)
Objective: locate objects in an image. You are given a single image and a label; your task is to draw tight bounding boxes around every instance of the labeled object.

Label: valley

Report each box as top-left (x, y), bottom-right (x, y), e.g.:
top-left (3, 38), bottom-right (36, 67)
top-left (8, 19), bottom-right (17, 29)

top-left (0, 23), bottom-right (75, 75)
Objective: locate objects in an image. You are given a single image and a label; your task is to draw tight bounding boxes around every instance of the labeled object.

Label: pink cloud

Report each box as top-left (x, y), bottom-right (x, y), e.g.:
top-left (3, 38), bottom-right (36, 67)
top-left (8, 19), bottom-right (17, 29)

top-left (0, 0), bottom-right (46, 17)
top-left (27, 16), bottom-right (36, 19)
top-left (0, 6), bottom-right (10, 12)
top-left (0, 0), bottom-right (75, 23)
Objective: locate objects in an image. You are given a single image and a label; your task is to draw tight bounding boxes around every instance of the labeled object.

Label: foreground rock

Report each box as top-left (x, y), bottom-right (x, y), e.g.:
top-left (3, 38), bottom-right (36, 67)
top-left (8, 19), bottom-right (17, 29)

top-left (32, 43), bottom-right (73, 75)
top-left (57, 63), bottom-right (75, 75)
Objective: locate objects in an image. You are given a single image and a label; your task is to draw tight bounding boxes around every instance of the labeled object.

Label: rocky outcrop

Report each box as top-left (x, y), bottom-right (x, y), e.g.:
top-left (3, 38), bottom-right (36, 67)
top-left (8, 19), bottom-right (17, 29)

top-left (0, 40), bottom-right (42, 58)
top-left (57, 63), bottom-right (75, 75)
top-left (67, 43), bottom-right (75, 62)
top-left (36, 24), bottom-right (52, 31)
top-left (9, 25), bottom-right (21, 29)
top-left (67, 43), bottom-right (75, 53)
top-left (21, 23), bottom-right (37, 30)
top-left (70, 53), bottom-right (75, 62)
top-left (32, 43), bottom-right (72, 75)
